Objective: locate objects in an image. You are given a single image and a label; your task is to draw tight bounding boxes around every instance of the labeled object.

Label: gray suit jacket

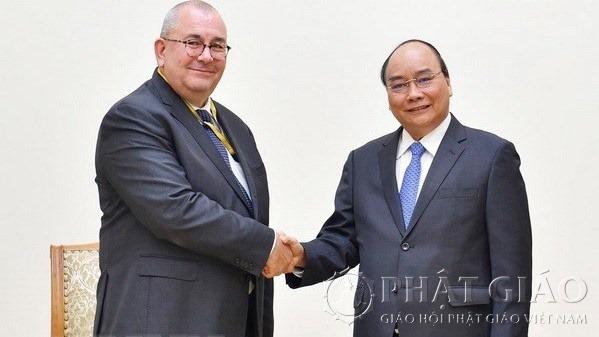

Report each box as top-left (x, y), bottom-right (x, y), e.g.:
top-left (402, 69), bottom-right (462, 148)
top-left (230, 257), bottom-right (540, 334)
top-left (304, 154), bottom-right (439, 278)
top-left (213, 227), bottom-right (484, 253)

top-left (94, 70), bottom-right (275, 337)
top-left (287, 116), bottom-right (532, 337)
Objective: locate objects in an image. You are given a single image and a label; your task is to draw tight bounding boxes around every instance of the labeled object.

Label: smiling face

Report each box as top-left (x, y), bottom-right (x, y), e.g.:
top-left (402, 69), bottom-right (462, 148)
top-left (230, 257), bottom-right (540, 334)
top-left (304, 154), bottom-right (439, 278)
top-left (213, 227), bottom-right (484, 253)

top-left (384, 42), bottom-right (452, 140)
top-left (154, 5), bottom-right (227, 106)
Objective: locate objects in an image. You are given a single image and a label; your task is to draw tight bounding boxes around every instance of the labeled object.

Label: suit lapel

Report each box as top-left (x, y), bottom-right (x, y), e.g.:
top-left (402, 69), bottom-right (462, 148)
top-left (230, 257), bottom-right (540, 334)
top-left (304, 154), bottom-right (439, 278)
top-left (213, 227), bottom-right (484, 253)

top-left (404, 115), bottom-right (467, 236)
top-left (378, 130), bottom-right (407, 237)
top-left (149, 71), bottom-right (255, 216)
top-left (216, 103), bottom-right (261, 219)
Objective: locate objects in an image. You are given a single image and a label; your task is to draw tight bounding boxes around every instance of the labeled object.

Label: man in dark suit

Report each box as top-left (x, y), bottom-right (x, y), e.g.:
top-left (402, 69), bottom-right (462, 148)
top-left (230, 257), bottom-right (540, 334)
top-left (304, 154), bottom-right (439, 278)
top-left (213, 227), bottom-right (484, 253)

top-left (93, 2), bottom-right (294, 337)
top-left (284, 40), bottom-right (532, 337)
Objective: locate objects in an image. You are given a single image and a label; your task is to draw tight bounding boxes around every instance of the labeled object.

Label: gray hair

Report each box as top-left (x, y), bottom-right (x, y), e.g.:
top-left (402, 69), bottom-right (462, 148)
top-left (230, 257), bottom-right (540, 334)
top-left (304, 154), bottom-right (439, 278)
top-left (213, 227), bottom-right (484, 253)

top-left (160, 0), bottom-right (217, 37)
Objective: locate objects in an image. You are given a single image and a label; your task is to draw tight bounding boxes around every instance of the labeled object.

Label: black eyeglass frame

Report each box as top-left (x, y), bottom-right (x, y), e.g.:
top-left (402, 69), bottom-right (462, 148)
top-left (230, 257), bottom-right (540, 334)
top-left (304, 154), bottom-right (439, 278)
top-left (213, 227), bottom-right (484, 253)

top-left (161, 37), bottom-right (231, 59)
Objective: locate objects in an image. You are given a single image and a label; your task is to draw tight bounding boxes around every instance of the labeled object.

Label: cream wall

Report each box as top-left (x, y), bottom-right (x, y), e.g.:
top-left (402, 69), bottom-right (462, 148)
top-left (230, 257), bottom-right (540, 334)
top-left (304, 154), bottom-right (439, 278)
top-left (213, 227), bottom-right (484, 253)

top-left (1, 1), bottom-right (597, 336)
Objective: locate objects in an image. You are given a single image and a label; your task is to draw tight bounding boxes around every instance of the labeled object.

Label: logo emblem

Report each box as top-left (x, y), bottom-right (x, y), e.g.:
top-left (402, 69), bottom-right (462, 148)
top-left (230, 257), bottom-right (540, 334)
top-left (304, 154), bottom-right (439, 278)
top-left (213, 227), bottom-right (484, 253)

top-left (323, 271), bottom-right (375, 325)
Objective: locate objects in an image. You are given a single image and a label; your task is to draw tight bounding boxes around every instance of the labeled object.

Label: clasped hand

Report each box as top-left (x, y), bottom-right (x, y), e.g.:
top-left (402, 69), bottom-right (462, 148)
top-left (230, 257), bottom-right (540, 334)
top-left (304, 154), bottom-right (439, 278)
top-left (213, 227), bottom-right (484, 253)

top-left (262, 231), bottom-right (305, 278)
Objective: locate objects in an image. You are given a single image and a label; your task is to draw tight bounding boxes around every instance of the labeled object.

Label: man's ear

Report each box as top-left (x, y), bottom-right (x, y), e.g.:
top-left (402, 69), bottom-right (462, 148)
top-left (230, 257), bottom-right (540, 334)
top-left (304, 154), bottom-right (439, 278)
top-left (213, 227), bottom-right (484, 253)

top-left (154, 39), bottom-right (166, 67)
top-left (446, 77), bottom-right (453, 97)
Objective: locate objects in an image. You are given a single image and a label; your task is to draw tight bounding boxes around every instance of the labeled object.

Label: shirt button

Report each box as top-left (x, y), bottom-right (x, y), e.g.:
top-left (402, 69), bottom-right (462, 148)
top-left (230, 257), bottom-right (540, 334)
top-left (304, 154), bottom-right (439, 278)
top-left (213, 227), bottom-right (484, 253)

top-left (401, 242), bottom-right (411, 251)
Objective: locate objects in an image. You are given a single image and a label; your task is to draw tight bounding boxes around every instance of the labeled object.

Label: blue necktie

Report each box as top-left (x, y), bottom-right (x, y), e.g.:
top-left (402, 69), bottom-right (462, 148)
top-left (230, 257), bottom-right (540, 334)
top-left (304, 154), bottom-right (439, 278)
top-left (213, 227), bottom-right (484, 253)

top-left (198, 109), bottom-right (254, 216)
top-left (399, 142), bottom-right (425, 229)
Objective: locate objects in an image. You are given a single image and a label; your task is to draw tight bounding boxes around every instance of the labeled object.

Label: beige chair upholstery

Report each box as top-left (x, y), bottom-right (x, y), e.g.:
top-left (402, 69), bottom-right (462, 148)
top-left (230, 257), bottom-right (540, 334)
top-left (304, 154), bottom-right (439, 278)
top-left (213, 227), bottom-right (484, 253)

top-left (50, 243), bottom-right (100, 337)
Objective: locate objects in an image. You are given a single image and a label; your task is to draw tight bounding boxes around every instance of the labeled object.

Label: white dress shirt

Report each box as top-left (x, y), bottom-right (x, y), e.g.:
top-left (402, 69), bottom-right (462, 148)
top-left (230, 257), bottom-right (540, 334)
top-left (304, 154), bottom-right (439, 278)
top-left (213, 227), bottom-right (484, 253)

top-left (197, 99), bottom-right (251, 198)
top-left (396, 114), bottom-right (452, 199)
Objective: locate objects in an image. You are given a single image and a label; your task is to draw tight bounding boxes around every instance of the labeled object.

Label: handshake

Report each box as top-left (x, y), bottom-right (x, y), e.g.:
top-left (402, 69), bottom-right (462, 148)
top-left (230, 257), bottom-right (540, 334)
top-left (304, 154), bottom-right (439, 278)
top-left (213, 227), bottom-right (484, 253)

top-left (262, 231), bottom-right (306, 278)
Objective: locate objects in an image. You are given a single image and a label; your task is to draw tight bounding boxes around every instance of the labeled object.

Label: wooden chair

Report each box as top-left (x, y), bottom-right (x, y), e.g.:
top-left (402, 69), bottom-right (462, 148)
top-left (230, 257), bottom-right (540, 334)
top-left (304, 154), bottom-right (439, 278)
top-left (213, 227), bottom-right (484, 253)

top-left (50, 243), bottom-right (100, 337)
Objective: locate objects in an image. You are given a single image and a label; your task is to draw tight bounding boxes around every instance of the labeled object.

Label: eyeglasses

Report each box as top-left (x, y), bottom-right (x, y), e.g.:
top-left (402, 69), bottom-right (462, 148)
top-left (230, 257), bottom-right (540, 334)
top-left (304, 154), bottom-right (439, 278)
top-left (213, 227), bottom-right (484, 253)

top-left (161, 37), bottom-right (231, 60)
top-left (386, 71), bottom-right (443, 93)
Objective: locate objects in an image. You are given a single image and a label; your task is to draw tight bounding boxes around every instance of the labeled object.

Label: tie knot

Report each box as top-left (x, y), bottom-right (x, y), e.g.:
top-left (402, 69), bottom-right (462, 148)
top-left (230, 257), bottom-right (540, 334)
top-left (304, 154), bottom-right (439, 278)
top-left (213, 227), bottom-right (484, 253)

top-left (409, 142), bottom-right (425, 157)
top-left (197, 109), bottom-right (212, 124)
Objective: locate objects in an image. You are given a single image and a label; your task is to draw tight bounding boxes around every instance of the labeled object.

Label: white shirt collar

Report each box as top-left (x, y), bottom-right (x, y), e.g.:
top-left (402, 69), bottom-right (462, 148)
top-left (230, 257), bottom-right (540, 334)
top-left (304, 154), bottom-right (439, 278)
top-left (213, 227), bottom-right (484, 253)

top-left (397, 113), bottom-right (452, 159)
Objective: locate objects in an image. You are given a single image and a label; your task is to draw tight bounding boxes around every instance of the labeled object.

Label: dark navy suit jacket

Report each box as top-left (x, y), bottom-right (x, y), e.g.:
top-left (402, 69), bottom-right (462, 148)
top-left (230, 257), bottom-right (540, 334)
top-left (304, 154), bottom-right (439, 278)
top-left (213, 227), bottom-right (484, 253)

top-left (288, 116), bottom-right (532, 337)
top-left (94, 70), bottom-right (275, 337)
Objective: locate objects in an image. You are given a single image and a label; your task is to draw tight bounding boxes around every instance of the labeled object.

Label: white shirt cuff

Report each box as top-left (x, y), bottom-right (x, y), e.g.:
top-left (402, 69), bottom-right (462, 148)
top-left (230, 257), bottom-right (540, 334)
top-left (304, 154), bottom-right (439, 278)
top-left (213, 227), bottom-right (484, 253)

top-left (292, 267), bottom-right (304, 278)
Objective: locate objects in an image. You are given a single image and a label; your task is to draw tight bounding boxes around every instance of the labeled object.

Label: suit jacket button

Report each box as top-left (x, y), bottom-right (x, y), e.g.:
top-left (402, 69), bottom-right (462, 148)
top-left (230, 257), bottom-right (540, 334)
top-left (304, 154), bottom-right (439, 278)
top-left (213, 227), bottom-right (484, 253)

top-left (401, 242), bottom-right (410, 251)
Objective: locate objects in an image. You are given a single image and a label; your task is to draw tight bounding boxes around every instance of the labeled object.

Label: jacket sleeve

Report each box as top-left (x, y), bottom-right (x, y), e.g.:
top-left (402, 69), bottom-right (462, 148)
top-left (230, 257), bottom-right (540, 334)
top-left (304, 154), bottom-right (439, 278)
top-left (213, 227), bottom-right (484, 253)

top-left (486, 141), bottom-right (532, 337)
top-left (96, 103), bottom-right (274, 276)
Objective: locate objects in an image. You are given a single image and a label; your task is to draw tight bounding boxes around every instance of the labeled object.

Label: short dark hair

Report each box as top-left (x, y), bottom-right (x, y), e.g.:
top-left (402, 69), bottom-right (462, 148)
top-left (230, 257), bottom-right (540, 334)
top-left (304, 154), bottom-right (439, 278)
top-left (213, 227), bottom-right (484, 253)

top-left (380, 39), bottom-right (449, 86)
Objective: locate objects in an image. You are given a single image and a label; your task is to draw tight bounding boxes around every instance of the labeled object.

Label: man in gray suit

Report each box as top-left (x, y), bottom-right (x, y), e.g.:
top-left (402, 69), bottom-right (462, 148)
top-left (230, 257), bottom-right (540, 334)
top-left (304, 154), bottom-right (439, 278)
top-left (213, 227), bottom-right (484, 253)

top-left (93, 2), bottom-right (294, 336)
top-left (284, 40), bottom-right (532, 337)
